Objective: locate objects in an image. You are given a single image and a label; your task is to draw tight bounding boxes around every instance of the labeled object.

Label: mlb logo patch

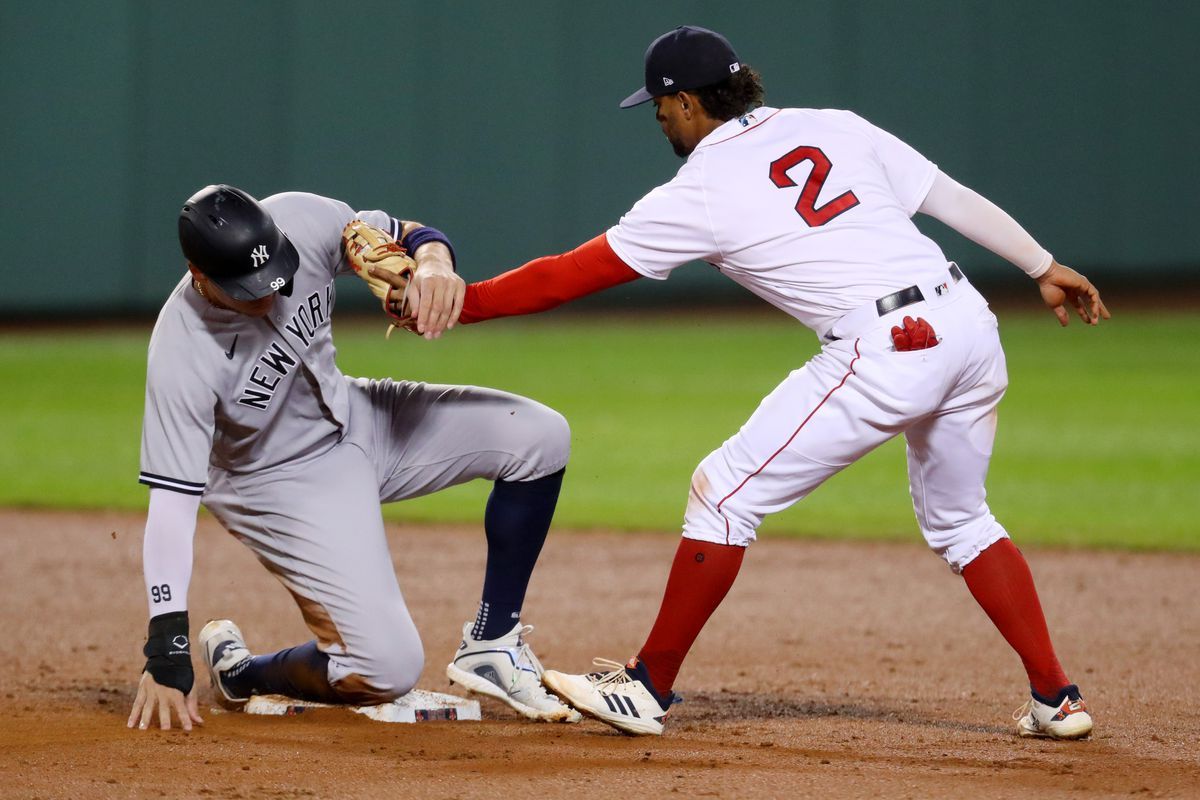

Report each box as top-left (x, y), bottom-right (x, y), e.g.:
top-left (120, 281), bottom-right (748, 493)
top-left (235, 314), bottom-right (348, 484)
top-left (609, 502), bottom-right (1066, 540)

top-left (934, 282), bottom-right (949, 297)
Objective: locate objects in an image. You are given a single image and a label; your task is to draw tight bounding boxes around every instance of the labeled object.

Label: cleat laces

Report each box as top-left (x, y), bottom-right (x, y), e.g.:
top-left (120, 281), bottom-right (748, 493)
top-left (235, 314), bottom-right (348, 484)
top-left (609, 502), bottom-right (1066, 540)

top-left (511, 625), bottom-right (546, 677)
top-left (507, 625), bottom-right (567, 706)
top-left (587, 658), bottom-right (642, 695)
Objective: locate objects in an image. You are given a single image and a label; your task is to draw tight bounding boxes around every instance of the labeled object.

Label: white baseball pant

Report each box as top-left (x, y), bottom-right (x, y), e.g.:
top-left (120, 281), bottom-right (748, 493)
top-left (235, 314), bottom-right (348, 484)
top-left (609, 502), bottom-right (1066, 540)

top-left (685, 274), bottom-right (1009, 572)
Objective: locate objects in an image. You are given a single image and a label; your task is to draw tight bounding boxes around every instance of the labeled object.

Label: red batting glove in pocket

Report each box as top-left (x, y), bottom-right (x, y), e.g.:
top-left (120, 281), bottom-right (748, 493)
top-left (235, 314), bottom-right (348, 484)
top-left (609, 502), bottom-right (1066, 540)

top-left (891, 316), bottom-right (939, 351)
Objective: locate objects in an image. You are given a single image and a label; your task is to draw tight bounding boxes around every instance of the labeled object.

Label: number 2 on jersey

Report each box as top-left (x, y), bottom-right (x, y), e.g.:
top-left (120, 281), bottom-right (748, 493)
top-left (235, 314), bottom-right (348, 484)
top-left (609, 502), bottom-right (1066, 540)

top-left (768, 146), bottom-right (860, 227)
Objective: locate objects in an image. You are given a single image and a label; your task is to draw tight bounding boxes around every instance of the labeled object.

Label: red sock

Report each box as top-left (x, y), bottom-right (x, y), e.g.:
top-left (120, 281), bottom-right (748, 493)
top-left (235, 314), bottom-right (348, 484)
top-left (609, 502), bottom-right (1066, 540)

top-left (961, 538), bottom-right (1070, 698)
top-left (635, 539), bottom-right (745, 695)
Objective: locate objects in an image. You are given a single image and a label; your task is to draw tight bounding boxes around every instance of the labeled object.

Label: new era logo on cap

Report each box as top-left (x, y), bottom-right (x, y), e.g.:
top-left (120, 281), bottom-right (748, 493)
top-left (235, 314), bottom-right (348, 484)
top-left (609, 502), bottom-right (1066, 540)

top-left (620, 25), bottom-right (742, 108)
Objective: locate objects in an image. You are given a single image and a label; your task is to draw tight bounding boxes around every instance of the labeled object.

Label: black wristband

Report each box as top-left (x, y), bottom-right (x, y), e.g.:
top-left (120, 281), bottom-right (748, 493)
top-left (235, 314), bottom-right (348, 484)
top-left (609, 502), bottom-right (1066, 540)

top-left (400, 226), bottom-right (457, 271)
top-left (143, 611), bottom-right (193, 694)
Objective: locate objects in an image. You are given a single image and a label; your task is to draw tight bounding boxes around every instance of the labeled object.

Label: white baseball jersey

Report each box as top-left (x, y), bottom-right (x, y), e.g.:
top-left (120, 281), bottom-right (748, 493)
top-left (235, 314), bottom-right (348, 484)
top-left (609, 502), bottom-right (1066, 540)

top-left (606, 106), bottom-right (949, 336)
top-left (603, 106), bottom-right (1017, 571)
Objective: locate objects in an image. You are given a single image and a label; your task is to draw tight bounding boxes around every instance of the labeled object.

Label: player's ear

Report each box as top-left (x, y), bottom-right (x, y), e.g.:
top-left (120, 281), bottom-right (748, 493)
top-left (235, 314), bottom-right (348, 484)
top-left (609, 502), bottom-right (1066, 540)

top-left (186, 262), bottom-right (203, 280)
top-left (678, 91), bottom-right (702, 119)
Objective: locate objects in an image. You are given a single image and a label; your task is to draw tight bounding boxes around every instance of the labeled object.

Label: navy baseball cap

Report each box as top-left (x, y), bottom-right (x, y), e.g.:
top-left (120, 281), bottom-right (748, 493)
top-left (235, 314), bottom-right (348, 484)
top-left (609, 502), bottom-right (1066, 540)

top-left (619, 26), bottom-right (741, 108)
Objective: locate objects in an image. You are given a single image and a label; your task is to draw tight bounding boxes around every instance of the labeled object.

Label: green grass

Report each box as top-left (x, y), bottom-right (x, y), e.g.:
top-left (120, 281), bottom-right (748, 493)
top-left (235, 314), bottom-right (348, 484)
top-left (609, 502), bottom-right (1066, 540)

top-left (1, 311), bottom-right (1196, 550)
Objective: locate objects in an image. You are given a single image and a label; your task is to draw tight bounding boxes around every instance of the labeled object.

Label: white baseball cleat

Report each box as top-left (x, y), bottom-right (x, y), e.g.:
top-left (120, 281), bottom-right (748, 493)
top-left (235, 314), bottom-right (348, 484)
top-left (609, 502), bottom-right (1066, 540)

top-left (1013, 684), bottom-right (1094, 740)
top-left (446, 621), bottom-right (581, 723)
top-left (541, 657), bottom-right (677, 736)
top-left (199, 619), bottom-right (254, 711)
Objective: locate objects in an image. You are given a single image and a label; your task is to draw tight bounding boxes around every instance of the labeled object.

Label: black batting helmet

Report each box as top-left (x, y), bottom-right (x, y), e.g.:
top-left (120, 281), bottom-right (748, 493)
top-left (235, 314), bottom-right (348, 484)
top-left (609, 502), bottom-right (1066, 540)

top-left (178, 184), bottom-right (299, 301)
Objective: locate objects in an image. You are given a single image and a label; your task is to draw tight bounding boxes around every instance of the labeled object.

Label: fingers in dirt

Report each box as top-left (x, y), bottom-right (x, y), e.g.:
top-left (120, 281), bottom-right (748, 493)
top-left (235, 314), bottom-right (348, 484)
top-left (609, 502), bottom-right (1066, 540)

top-left (127, 686), bottom-right (145, 728)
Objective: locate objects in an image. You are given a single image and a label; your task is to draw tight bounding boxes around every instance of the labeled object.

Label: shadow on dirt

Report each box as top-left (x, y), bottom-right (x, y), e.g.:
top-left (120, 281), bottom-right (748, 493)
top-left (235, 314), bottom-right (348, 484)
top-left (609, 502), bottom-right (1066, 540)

top-left (683, 689), bottom-right (1010, 735)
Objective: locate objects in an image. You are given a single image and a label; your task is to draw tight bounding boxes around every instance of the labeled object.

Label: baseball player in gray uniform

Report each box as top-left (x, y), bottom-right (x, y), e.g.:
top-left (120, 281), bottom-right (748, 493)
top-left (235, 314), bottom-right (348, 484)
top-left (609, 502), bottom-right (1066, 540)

top-left (127, 184), bottom-right (579, 731)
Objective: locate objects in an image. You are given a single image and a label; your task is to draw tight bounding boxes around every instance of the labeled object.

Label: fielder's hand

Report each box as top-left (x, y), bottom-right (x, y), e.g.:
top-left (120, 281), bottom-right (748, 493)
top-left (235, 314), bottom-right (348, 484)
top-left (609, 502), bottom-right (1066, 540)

top-left (370, 241), bottom-right (464, 340)
top-left (127, 670), bottom-right (203, 732)
top-left (1036, 261), bottom-right (1110, 327)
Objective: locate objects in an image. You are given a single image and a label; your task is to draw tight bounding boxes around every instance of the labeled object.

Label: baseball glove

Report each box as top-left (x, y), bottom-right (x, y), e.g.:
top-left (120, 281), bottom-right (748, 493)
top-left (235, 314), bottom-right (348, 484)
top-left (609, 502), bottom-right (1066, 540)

top-left (342, 220), bottom-right (417, 336)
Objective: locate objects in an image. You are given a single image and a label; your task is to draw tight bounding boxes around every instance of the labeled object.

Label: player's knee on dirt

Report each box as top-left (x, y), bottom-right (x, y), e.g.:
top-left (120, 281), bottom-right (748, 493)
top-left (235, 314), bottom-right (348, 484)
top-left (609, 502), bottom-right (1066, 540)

top-left (330, 641), bottom-right (424, 705)
top-left (326, 608), bottom-right (425, 705)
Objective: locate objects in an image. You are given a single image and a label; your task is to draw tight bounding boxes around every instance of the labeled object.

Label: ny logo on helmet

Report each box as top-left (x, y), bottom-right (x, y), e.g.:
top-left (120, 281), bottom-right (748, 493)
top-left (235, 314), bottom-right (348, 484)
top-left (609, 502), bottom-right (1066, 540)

top-left (250, 244), bottom-right (270, 267)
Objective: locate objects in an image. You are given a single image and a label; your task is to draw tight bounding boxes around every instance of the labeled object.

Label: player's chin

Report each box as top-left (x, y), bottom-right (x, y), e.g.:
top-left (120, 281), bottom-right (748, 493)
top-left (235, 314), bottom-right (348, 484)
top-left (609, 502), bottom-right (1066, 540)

top-left (669, 136), bottom-right (693, 158)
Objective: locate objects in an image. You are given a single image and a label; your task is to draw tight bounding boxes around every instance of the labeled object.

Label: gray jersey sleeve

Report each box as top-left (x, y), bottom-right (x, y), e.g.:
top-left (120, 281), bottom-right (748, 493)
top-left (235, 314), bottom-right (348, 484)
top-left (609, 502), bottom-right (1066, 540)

top-left (139, 297), bottom-right (220, 495)
top-left (260, 192), bottom-right (399, 279)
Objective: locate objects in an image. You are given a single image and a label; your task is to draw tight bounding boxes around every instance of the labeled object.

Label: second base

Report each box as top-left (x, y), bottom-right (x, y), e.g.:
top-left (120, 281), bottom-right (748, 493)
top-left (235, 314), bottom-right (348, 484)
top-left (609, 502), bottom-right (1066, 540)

top-left (243, 689), bottom-right (481, 723)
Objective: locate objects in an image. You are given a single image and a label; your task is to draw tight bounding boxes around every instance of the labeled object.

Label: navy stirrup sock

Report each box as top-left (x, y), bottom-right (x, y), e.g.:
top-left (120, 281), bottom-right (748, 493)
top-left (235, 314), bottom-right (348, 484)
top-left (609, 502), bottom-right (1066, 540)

top-left (222, 641), bottom-right (342, 704)
top-left (473, 468), bottom-right (565, 640)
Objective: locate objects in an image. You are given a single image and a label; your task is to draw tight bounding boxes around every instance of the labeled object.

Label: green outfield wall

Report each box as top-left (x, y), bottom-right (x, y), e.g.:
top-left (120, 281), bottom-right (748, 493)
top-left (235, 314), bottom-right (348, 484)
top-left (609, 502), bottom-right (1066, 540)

top-left (2, 1), bottom-right (1196, 314)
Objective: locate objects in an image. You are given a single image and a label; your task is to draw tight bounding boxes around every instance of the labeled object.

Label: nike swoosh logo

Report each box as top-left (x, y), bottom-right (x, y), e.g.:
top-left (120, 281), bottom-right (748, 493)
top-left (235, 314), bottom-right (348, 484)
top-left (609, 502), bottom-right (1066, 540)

top-left (225, 334), bottom-right (238, 360)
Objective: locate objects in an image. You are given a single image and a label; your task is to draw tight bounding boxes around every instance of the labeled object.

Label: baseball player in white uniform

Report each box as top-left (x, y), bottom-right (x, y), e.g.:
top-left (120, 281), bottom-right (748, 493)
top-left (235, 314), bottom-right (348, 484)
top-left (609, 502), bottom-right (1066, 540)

top-left (127, 185), bottom-right (579, 731)
top-left (447, 26), bottom-right (1108, 738)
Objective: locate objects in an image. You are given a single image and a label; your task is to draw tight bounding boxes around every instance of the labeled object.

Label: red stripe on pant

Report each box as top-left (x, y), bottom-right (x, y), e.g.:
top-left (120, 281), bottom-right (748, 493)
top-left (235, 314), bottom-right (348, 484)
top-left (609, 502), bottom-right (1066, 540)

top-left (638, 342), bottom-right (861, 694)
top-left (716, 340), bottom-right (861, 544)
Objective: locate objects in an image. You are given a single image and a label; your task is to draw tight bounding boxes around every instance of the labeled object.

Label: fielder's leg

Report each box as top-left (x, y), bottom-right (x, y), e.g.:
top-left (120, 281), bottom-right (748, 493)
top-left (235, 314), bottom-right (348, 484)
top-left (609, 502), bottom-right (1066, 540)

top-left (637, 332), bottom-right (940, 697)
top-left (543, 336), bottom-right (946, 733)
top-left (903, 305), bottom-right (1091, 738)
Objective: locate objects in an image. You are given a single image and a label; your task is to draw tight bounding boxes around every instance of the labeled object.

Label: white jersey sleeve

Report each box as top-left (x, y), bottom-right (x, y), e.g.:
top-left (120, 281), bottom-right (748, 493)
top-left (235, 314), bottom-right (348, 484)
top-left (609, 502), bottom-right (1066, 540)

top-left (918, 170), bottom-right (1053, 277)
top-left (851, 112), bottom-right (938, 216)
top-left (605, 162), bottom-right (722, 280)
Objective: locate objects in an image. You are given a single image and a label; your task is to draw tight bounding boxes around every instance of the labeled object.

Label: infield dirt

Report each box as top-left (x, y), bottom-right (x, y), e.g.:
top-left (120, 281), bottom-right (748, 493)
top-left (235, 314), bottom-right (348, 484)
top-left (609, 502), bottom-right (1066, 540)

top-left (0, 510), bottom-right (1196, 799)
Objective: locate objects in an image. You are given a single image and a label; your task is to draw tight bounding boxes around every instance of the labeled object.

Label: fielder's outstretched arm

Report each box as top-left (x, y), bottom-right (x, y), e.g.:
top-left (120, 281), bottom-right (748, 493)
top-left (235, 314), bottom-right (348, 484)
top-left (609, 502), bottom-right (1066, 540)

top-left (918, 171), bottom-right (1109, 326)
top-left (127, 488), bottom-right (204, 732)
top-left (459, 234), bottom-right (640, 324)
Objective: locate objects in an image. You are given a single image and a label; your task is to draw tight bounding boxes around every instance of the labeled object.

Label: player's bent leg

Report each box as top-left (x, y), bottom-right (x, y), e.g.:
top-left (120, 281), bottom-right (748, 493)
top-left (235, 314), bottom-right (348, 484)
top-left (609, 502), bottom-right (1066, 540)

top-left (200, 620), bottom-right (369, 706)
top-left (561, 345), bottom-right (913, 736)
top-left (683, 339), bottom-right (910, 548)
top-left (201, 591), bottom-right (425, 707)
top-left (548, 348), bottom-right (882, 734)
top-left (203, 442), bottom-right (426, 707)
top-left (327, 621), bottom-right (424, 704)
top-left (346, 378), bottom-right (577, 717)
top-left (347, 378), bottom-right (571, 498)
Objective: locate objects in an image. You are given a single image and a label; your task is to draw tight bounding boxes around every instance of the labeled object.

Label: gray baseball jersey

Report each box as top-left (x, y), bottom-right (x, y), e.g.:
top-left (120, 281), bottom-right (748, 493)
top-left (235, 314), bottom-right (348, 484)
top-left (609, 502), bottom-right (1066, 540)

top-left (138, 192), bottom-right (570, 700)
top-left (140, 192), bottom-right (381, 490)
